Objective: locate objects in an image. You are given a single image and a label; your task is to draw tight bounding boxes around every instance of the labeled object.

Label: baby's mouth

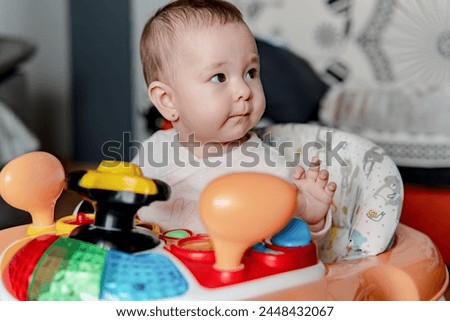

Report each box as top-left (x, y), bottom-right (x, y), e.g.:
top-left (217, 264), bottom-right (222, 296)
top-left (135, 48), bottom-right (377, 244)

top-left (229, 112), bottom-right (250, 119)
top-left (229, 113), bottom-right (250, 124)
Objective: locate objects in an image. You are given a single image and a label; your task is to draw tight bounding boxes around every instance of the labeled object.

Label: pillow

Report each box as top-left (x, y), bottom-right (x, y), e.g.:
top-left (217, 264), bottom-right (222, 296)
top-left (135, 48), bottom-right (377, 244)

top-left (319, 83), bottom-right (450, 170)
top-left (0, 37), bottom-right (35, 77)
top-left (256, 38), bottom-right (329, 123)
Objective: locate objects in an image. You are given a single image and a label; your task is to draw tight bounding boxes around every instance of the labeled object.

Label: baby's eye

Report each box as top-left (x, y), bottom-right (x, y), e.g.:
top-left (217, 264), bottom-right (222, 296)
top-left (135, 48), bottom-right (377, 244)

top-left (245, 68), bottom-right (258, 80)
top-left (211, 73), bottom-right (226, 83)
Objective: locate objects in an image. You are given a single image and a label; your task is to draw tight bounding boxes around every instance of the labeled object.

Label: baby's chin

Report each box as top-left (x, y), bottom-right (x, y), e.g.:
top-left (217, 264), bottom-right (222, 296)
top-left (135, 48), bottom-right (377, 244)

top-left (219, 131), bottom-right (252, 145)
top-left (182, 123), bottom-right (257, 145)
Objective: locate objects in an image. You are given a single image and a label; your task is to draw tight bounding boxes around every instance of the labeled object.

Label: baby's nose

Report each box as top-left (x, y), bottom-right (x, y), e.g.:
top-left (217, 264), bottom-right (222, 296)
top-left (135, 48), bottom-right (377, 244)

top-left (234, 80), bottom-right (252, 102)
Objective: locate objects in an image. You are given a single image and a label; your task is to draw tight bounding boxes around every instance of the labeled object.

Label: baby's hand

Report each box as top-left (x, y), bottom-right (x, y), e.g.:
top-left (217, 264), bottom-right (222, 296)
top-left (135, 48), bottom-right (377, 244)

top-left (293, 156), bottom-right (336, 233)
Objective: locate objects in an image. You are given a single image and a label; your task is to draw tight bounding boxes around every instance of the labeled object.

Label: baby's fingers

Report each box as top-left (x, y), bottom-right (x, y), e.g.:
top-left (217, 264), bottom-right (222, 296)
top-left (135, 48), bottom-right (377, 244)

top-left (317, 169), bottom-right (330, 188)
top-left (306, 157), bottom-right (320, 180)
top-left (293, 166), bottom-right (305, 180)
top-left (325, 182), bottom-right (337, 198)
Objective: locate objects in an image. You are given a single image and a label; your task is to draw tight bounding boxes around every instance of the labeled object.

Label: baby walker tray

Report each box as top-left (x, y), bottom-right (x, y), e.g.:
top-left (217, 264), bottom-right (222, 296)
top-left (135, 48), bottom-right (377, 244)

top-left (0, 152), bottom-right (448, 301)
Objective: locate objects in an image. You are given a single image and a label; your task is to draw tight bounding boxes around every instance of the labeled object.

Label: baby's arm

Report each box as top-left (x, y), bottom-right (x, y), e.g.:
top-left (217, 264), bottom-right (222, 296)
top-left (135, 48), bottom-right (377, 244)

top-left (292, 157), bottom-right (336, 237)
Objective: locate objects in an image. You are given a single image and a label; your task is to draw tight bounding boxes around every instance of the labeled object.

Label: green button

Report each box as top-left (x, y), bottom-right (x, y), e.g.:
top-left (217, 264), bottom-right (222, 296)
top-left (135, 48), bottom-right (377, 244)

top-left (29, 237), bottom-right (108, 301)
top-left (164, 229), bottom-right (191, 239)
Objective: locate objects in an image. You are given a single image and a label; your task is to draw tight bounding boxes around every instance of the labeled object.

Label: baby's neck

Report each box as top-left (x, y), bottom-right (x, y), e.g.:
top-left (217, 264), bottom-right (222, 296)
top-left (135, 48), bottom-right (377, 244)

top-left (179, 133), bottom-right (251, 159)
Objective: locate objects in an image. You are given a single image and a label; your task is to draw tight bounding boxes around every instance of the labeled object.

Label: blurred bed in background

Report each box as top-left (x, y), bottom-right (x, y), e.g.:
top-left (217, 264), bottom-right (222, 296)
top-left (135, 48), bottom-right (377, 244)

top-left (0, 36), bottom-right (39, 229)
top-left (0, 36), bottom-right (39, 167)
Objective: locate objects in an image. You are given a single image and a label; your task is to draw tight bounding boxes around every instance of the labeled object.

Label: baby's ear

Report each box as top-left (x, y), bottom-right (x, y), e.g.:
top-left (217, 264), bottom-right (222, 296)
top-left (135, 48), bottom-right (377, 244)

top-left (147, 81), bottom-right (179, 121)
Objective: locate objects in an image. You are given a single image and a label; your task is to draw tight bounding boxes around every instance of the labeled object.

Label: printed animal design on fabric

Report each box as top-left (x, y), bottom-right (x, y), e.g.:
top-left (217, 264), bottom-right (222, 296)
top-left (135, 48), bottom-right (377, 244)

top-left (373, 175), bottom-right (402, 209)
top-left (349, 229), bottom-right (368, 249)
top-left (363, 146), bottom-right (385, 177)
top-left (366, 209), bottom-right (386, 222)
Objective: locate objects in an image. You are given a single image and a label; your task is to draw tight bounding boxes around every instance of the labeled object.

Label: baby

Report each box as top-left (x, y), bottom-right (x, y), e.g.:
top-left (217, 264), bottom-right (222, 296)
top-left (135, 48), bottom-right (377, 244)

top-left (133, 0), bottom-right (336, 238)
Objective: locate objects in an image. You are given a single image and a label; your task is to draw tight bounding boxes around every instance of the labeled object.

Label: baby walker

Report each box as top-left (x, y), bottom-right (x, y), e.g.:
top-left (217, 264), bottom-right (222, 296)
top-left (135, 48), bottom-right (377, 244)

top-left (0, 151), bottom-right (448, 300)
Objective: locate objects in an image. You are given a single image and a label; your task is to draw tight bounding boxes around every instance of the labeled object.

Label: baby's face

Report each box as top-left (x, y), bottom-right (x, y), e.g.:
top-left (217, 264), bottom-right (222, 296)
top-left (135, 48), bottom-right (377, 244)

top-left (168, 22), bottom-right (265, 144)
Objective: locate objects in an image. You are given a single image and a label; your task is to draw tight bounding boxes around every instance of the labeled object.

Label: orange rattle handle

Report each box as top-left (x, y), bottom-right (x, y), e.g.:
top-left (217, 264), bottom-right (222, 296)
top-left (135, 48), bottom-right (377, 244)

top-left (0, 151), bottom-right (64, 235)
top-left (200, 172), bottom-right (297, 270)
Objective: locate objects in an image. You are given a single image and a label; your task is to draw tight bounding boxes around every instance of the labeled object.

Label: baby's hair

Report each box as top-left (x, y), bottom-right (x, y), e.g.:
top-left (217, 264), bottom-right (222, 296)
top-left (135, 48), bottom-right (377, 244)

top-left (140, 0), bottom-right (245, 86)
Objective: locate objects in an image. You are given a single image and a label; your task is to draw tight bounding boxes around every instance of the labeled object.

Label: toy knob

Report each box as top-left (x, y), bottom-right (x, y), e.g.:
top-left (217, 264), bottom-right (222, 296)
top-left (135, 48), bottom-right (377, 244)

top-left (0, 151), bottom-right (64, 230)
top-left (200, 173), bottom-right (296, 270)
top-left (66, 160), bottom-right (171, 252)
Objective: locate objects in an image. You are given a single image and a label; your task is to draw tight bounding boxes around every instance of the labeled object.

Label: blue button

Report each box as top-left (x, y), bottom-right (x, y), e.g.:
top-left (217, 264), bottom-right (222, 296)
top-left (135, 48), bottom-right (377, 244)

top-left (252, 241), bottom-right (284, 254)
top-left (252, 242), bottom-right (269, 252)
top-left (100, 251), bottom-right (188, 300)
top-left (271, 217), bottom-right (311, 247)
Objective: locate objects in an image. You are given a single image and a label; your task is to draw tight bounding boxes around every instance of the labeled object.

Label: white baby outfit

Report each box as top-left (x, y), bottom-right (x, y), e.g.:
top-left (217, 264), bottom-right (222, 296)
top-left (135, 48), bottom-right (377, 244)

top-left (132, 128), bottom-right (331, 236)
